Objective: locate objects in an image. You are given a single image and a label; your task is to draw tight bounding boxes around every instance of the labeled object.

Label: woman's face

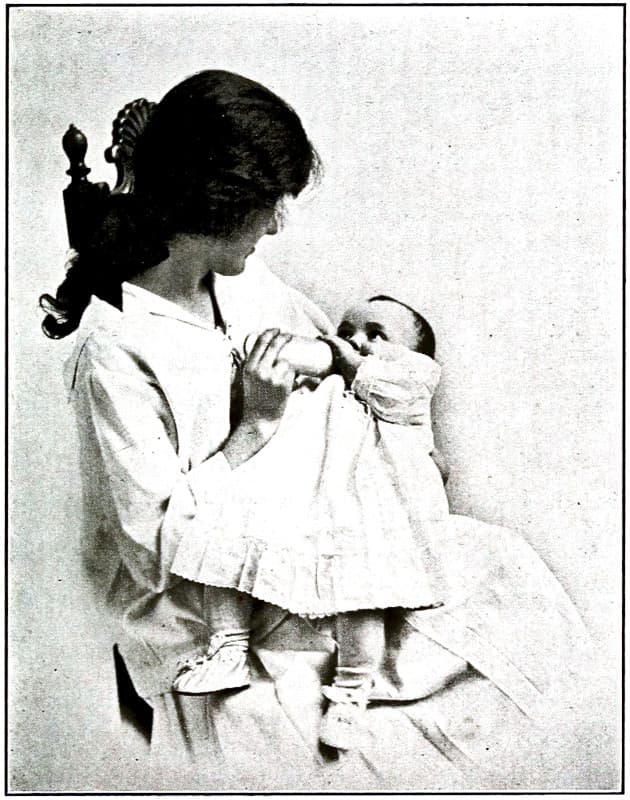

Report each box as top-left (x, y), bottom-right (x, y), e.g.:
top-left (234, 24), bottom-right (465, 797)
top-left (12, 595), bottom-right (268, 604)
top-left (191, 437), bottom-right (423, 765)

top-left (211, 209), bottom-right (279, 276)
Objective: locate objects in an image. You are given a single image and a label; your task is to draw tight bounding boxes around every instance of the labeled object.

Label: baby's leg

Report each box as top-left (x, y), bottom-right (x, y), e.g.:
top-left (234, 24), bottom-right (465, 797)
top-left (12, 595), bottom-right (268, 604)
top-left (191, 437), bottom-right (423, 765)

top-left (336, 609), bottom-right (384, 684)
top-left (320, 610), bottom-right (384, 750)
top-left (205, 585), bottom-right (253, 636)
top-left (173, 587), bottom-right (253, 695)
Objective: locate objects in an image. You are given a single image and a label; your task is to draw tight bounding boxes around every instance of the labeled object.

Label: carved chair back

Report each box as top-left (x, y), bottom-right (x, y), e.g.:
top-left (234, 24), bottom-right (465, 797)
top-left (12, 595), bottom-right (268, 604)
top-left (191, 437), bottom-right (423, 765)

top-left (61, 99), bottom-right (155, 251)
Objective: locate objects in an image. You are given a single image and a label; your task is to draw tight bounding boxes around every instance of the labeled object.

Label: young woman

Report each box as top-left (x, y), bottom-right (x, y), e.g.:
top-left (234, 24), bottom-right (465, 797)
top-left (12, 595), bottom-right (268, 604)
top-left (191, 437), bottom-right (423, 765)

top-left (41, 69), bottom-right (336, 762)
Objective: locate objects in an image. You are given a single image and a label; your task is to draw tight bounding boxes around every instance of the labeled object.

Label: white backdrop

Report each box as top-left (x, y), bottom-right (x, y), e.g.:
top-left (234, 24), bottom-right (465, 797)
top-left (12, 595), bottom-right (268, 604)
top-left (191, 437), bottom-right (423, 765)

top-left (9, 6), bottom-right (622, 790)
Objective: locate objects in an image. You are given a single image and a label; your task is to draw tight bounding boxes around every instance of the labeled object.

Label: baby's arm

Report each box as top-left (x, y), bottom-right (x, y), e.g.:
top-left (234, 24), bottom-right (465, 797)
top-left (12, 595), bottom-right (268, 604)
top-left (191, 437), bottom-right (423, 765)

top-left (322, 336), bottom-right (447, 479)
top-left (353, 353), bottom-right (439, 428)
top-left (323, 336), bottom-right (440, 424)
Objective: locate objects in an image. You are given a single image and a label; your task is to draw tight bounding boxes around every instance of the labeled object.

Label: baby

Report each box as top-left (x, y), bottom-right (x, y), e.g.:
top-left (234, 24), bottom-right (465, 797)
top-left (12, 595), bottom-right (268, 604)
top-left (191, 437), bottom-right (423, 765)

top-left (170, 295), bottom-right (449, 750)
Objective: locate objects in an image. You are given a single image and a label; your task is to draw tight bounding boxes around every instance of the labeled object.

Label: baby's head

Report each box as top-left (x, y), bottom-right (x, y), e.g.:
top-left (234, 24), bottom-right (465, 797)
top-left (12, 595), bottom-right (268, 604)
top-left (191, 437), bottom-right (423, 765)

top-left (337, 295), bottom-right (435, 358)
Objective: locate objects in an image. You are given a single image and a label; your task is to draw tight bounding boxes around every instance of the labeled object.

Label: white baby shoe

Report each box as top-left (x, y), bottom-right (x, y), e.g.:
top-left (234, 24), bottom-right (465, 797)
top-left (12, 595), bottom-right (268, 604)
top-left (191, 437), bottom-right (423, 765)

top-left (172, 630), bottom-right (250, 695)
top-left (319, 681), bottom-right (372, 751)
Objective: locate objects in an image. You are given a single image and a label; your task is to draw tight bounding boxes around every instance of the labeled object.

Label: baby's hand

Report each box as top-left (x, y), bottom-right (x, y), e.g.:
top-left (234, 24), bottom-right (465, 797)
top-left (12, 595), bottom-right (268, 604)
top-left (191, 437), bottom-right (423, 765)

top-left (364, 339), bottom-right (411, 361)
top-left (320, 335), bottom-right (365, 386)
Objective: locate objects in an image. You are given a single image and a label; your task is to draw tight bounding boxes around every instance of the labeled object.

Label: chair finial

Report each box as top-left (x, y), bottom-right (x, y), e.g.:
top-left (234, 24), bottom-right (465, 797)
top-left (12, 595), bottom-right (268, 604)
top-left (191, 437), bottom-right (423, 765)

top-left (62, 124), bottom-right (91, 184)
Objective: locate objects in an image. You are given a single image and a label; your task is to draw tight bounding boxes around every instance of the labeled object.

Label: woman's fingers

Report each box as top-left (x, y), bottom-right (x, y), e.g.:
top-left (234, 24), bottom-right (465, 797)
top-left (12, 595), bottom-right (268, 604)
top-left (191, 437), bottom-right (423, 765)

top-left (245, 328), bottom-right (281, 370)
top-left (242, 329), bottom-right (295, 389)
top-left (265, 337), bottom-right (296, 389)
top-left (245, 330), bottom-right (294, 375)
top-left (263, 332), bottom-right (294, 368)
top-left (269, 358), bottom-right (294, 387)
top-left (240, 330), bottom-right (296, 426)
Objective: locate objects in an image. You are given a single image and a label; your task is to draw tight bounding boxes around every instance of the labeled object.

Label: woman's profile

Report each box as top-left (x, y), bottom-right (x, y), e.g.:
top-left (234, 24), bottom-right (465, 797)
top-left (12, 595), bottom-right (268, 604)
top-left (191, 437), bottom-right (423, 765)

top-left (40, 68), bottom-right (592, 788)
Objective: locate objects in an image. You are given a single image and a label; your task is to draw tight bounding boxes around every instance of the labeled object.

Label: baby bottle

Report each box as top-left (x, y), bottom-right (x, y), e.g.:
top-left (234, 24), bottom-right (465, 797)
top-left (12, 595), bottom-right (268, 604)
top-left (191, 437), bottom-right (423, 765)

top-left (243, 332), bottom-right (334, 378)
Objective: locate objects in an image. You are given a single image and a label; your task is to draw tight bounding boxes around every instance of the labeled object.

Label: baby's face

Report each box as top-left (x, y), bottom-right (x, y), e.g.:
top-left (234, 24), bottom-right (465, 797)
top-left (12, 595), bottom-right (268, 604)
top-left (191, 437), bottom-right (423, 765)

top-left (337, 300), bottom-right (417, 356)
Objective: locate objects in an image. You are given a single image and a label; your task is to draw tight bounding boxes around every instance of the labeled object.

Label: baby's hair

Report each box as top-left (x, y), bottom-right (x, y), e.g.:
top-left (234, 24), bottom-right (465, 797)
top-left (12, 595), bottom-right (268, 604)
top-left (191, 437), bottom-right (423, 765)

top-left (368, 295), bottom-right (436, 358)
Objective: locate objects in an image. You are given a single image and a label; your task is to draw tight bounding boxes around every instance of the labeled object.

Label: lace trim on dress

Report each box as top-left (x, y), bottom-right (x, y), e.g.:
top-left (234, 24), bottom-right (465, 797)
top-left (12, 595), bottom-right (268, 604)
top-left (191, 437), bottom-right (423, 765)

top-left (171, 521), bottom-right (449, 618)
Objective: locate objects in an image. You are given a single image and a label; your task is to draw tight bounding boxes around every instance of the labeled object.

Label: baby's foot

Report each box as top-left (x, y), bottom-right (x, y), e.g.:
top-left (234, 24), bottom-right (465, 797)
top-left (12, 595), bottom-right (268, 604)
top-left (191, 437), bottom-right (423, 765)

top-left (319, 682), bottom-right (372, 751)
top-left (173, 631), bottom-right (250, 695)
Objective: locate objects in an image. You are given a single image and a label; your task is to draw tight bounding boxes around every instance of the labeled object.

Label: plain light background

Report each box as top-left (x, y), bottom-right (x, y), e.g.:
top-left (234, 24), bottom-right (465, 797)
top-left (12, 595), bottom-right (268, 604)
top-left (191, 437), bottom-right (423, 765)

top-left (9, 5), bottom-right (623, 791)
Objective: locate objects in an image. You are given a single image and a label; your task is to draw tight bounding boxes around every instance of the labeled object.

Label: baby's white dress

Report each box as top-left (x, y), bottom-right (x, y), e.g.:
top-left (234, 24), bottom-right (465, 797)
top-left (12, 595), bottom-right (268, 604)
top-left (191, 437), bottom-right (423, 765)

top-left (171, 346), bottom-right (451, 617)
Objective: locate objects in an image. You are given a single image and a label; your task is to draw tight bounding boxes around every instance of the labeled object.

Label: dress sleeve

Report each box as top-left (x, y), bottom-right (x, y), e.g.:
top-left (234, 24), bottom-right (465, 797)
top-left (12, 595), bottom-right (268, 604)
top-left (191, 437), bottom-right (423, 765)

top-left (75, 338), bottom-right (232, 594)
top-left (286, 284), bottom-right (335, 336)
top-left (351, 349), bottom-right (441, 431)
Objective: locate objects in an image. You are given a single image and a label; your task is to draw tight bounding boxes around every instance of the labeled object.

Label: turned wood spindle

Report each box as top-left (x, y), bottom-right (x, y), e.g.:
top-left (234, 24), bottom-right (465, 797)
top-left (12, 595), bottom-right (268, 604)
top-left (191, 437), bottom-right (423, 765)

top-left (62, 123), bottom-right (110, 250)
top-left (62, 123), bottom-right (91, 184)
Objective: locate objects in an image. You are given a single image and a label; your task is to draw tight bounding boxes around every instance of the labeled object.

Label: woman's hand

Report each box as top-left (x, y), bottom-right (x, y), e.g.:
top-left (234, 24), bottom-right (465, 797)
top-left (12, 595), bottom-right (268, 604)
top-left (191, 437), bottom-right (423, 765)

top-left (223, 329), bottom-right (295, 468)
top-left (241, 329), bottom-right (295, 423)
top-left (320, 335), bottom-right (365, 387)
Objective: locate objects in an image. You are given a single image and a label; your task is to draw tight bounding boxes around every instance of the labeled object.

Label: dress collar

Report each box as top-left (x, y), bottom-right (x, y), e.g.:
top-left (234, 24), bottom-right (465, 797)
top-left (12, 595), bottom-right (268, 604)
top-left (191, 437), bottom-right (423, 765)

top-left (65, 284), bottom-right (232, 393)
top-left (121, 282), bottom-right (218, 333)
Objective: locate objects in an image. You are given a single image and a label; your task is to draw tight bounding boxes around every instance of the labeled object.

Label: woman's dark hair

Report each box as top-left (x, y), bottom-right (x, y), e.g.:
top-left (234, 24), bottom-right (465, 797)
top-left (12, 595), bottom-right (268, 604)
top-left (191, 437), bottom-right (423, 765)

top-left (41, 70), bottom-right (320, 338)
top-left (368, 295), bottom-right (436, 359)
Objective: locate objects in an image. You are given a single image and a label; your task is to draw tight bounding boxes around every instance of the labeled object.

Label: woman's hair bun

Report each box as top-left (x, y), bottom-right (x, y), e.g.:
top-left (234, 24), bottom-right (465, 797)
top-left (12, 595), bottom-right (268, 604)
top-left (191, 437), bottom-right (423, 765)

top-left (132, 69), bottom-right (320, 238)
top-left (89, 194), bottom-right (169, 279)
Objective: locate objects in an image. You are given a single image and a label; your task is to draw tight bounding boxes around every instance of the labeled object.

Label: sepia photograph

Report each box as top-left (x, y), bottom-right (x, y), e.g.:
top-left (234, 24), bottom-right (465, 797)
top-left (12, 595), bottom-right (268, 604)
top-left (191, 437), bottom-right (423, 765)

top-left (7, 4), bottom-right (623, 792)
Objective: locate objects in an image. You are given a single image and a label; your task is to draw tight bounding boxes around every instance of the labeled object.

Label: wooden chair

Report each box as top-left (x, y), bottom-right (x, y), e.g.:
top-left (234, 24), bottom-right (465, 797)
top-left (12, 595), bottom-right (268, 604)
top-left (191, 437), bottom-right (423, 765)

top-left (61, 98), bottom-right (156, 249)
